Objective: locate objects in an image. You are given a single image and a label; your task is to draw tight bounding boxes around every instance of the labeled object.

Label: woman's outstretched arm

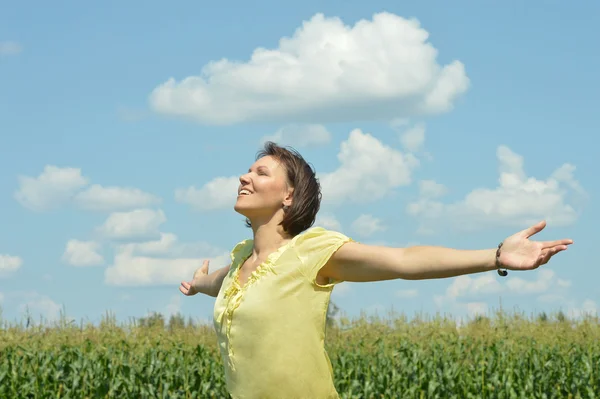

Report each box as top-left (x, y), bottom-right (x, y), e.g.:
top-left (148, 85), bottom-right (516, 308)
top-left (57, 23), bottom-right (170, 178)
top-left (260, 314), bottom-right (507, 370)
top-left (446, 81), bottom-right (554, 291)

top-left (320, 220), bottom-right (573, 283)
top-left (180, 261), bottom-right (231, 297)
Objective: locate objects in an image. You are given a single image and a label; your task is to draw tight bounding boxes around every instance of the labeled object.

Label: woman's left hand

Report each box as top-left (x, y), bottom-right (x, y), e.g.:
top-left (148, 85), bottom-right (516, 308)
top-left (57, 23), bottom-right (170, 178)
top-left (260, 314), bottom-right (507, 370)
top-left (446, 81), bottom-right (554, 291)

top-left (498, 220), bottom-right (574, 271)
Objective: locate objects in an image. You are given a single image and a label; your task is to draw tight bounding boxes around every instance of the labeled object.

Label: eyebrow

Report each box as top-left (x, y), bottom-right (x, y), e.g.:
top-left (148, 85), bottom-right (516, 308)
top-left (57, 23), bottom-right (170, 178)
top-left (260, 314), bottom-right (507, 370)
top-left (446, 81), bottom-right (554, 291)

top-left (248, 166), bottom-right (269, 173)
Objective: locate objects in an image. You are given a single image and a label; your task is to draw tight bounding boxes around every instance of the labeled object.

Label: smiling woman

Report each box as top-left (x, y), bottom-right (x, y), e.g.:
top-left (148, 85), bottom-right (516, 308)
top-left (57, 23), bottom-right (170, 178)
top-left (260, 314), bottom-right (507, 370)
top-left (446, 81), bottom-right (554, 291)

top-left (179, 141), bottom-right (573, 399)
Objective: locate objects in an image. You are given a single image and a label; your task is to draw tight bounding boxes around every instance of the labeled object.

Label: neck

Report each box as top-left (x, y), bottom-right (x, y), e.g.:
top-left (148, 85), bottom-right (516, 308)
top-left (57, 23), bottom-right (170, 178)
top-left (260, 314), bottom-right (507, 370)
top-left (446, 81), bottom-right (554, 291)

top-left (249, 214), bottom-right (291, 261)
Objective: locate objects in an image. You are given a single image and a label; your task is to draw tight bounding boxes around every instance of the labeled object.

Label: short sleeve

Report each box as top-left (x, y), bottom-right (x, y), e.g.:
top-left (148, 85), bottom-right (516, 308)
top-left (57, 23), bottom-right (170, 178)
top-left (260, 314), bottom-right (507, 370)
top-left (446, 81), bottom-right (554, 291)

top-left (293, 227), bottom-right (354, 288)
top-left (230, 239), bottom-right (252, 265)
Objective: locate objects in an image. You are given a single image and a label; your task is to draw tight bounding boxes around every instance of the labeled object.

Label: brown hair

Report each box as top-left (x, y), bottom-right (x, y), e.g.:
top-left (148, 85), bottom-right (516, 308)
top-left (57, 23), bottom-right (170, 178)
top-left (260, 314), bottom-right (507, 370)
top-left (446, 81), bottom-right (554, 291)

top-left (245, 141), bottom-right (321, 236)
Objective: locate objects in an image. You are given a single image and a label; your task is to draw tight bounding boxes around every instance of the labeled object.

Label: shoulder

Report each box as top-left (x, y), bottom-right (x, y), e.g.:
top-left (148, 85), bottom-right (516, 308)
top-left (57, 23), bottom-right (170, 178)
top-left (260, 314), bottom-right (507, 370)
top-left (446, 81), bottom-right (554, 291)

top-left (230, 238), bottom-right (253, 264)
top-left (294, 226), bottom-right (351, 242)
top-left (292, 226), bottom-right (354, 260)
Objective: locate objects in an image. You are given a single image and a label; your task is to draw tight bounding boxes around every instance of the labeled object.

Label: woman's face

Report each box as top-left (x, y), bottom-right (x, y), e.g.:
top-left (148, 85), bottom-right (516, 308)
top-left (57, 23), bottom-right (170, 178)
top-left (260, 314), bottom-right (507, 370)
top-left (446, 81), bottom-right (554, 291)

top-left (234, 155), bottom-right (293, 220)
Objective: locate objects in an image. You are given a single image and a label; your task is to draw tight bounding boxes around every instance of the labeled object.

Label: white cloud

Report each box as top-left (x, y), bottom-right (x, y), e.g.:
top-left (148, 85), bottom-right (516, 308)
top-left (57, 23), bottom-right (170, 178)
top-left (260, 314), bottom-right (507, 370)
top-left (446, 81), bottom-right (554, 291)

top-left (351, 214), bottom-right (386, 237)
top-left (0, 41), bottom-right (22, 56)
top-left (505, 269), bottom-right (556, 295)
top-left (418, 180), bottom-right (447, 198)
top-left (182, 129), bottom-right (419, 210)
top-left (175, 176), bottom-right (239, 211)
top-left (399, 123), bottom-right (426, 152)
top-left (440, 269), bottom-right (561, 302)
top-left (165, 295), bottom-right (182, 318)
top-left (117, 232), bottom-right (224, 259)
top-left (319, 129), bottom-right (419, 204)
top-left (445, 273), bottom-right (503, 300)
top-left (15, 166), bottom-right (165, 214)
top-left (15, 166), bottom-right (89, 211)
top-left (396, 289), bottom-right (418, 299)
top-left (0, 255), bottom-right (23, 277)
top-left (118, 233), bottom-right (179, 255)
top-left (62, 240), bottom-right (104, 267)
top-left (105, 233), bottom-right (229, 286)
top-left (408, 146), bottom-right (585, 232)
top-left (315, 214), bottom-right (342, 231)
top-left (74, 184), bottom-right (161, 211)
top-left (150, 12), bottom-right (468, 125)
top-left (260, 124), bottom-right (332, 148)
top-left (98, 209), bottom-right (166, 240)
top-left (434, 268), bottom-right (575, 320)
top-left (466, 302), bottom-right (488, 318)
top-left (19, 293), bottom-right (62, 323)
top-left (105, 250), bottom-right (229, 286)
top-left (568, 299), bottom-right (598, 319)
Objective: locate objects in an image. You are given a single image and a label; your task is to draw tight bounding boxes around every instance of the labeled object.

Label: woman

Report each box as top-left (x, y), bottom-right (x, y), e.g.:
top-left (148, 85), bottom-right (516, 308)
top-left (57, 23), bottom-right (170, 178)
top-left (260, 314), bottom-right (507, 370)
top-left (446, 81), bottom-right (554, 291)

top-left (179, 141), bottom-right (573, 399)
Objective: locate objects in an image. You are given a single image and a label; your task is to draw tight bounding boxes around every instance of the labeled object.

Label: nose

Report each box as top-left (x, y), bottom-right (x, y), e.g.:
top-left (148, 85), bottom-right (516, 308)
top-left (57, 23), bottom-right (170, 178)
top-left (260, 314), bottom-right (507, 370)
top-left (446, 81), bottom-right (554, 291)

top-left (239, 173), bottom-right (250, 185)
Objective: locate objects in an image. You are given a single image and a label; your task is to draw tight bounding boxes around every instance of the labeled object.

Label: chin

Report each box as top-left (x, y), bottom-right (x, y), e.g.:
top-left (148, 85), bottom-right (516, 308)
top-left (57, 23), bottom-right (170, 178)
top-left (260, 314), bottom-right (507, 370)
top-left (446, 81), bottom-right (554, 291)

top-left (233, 199), bottom-right (254, 217)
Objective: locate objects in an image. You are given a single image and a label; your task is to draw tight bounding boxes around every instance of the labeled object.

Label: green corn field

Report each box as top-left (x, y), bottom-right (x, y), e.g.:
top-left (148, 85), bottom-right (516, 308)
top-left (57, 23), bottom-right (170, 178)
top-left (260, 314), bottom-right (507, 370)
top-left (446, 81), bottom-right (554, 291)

top-left (1, 308), bottom-right (599, 398)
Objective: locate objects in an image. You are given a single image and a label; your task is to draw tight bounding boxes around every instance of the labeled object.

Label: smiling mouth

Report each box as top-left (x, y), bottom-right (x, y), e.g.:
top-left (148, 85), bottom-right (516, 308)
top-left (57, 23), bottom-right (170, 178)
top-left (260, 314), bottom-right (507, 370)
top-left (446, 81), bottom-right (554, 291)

top-left (238, 189), bottom-right (252, 196)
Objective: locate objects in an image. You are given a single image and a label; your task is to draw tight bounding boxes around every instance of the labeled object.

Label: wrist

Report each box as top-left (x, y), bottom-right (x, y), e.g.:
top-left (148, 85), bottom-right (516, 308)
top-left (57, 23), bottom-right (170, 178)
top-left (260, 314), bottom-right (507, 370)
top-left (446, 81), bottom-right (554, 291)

top-left (495, 242), bottom-right (508, 276)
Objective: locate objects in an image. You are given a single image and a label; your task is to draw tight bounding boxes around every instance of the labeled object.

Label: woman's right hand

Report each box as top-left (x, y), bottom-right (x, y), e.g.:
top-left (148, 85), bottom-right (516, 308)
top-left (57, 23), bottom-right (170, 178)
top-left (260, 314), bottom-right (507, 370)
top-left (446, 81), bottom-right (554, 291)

top-left (180, 260), bottom-right (212, 296)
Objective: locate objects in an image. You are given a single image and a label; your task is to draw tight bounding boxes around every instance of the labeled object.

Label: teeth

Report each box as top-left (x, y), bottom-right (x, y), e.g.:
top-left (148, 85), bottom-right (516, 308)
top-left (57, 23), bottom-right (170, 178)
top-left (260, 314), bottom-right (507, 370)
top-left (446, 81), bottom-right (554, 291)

top-left (239, 190), bottom-right (251, 195)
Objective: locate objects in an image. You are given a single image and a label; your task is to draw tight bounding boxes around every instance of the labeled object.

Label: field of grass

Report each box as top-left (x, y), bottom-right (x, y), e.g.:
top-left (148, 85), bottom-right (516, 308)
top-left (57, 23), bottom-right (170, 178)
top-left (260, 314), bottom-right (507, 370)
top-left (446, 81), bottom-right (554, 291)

top-left (1, 309), bottom-right (599, 398)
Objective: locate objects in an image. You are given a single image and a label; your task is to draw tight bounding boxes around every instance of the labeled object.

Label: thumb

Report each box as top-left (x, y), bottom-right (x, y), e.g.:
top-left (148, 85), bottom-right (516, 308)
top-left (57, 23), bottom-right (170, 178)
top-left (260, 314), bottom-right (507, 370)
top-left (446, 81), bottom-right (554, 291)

top-left (200, 259), bottom-right (210, 274)
top-left (192, 260), bottom-right (210, 280)
top-left (522, 220), bottom-right (546, 238)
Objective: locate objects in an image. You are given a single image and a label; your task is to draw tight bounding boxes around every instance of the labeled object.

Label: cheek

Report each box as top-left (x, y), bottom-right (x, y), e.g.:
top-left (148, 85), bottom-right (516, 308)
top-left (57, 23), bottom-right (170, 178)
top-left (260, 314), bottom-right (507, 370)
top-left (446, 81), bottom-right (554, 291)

top-left (258, 183), bottom-right (287, 204)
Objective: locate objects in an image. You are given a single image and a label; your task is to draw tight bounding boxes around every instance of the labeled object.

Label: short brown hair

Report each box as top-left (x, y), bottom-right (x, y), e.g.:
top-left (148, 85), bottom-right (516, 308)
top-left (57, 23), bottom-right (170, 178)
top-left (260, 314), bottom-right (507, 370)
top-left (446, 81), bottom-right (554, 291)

top-left (245, 141), bottom-right (321, 236)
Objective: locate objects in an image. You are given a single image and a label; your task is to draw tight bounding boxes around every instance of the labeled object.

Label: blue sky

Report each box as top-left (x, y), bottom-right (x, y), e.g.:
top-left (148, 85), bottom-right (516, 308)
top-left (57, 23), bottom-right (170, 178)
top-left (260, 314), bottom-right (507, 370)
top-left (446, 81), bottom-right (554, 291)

top-left (1, 1), bottom-right (598, 326)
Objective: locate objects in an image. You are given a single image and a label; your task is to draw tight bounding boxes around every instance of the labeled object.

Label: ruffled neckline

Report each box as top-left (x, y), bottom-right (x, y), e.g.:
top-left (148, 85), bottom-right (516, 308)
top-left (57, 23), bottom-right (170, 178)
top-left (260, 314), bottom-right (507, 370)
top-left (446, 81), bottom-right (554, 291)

top-left (231, 236), bottom-right (296, 291)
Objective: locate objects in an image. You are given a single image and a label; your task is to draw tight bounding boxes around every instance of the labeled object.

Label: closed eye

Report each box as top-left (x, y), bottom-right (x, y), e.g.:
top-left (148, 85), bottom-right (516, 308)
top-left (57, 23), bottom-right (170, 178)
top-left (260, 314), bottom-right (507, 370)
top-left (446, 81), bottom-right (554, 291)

top-left (256, 167), bottom-right (269, 175)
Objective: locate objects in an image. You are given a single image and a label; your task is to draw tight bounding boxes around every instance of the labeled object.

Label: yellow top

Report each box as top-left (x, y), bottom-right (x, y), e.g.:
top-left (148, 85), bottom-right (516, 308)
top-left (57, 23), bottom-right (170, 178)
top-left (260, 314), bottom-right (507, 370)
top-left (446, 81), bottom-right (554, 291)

top-left (213, 227), bottom-right (353, 399)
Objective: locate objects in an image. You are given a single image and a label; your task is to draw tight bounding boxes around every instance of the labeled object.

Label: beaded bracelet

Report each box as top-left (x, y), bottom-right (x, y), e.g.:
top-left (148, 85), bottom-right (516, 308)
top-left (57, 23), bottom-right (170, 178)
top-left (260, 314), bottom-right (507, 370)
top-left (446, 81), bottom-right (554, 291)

top-left (496, 242), bottom-right (508, 276)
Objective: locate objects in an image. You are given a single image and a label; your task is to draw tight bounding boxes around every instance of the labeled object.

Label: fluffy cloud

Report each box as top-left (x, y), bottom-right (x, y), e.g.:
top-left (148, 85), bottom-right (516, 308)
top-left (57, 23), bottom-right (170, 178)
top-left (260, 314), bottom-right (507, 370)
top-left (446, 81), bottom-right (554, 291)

top-left (0, 41), bottom-right (22, 56)
top-left (438, 269), bottom-right (567, 302)
top-left (15, 166), bottom-right (159, 213)
top-left (15, 166), bottom-right (89, 211)
top-left (351, 214), bottom-right (386, 237)
top-left (18, 292), bottom-right (63, 324)
top-left (105, 232), bottom-right (229, 286)
top-left (150, 12), bottom-right (469, 125)
top-left (175, 176), bottom-right (239, 211)
top-left (319, 129), bottom-right (419, 204)
top-left (418, 179), bottom-right (447, 198)
top-left (568, 300), bottom-right (598, 319)
top-left (176, 129), bottom-right (418, 211)
top-left (434, 268), bottom-right (576, 320)
top-left (165, 294), bottom-right (183, 318)
top-left (408, 146), bottom-right (585, 232)
top-left (98, 209), bottom-right (166, 240)
top-left (105, 249), bottom-right (229, 286)
top-left (260, 124), bottom-right (332, 148)
top-left (399, 123), bottom-right (426, 152)
top-left (74, 184), bottom-right (161, 211)
top-left (117, 232), bottom-right (224, 259)
top-left (315, 214), bottom-right (342, 231)
top-left (0, 255), bottom-right (23, 277)
top-left (62, 240), bottom-right (104, 267)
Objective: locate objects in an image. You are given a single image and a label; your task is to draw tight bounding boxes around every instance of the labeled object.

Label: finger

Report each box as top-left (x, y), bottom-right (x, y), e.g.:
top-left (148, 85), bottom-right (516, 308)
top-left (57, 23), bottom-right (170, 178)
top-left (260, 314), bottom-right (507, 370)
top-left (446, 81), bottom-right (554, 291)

top-left (538, 250), bottom-right (553, 266)
top-left (539, 246), bottom-right (567, 265)
top-left (542, 239), bottom-right (574, 249)
top-left (179, 286), bottom-right (188, 295)
top-left (181, 281), bottom-right (191, 290)
top-left (201, 259), bottom-right (210, 273)
top-left (522, 220), bottom-right (546, 238)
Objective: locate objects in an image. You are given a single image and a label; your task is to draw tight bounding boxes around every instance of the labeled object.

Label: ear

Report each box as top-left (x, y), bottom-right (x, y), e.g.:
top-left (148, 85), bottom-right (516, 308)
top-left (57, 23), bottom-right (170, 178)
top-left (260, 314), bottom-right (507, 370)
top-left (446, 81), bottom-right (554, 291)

top-left (283, 187), bottom-right (294, 207)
